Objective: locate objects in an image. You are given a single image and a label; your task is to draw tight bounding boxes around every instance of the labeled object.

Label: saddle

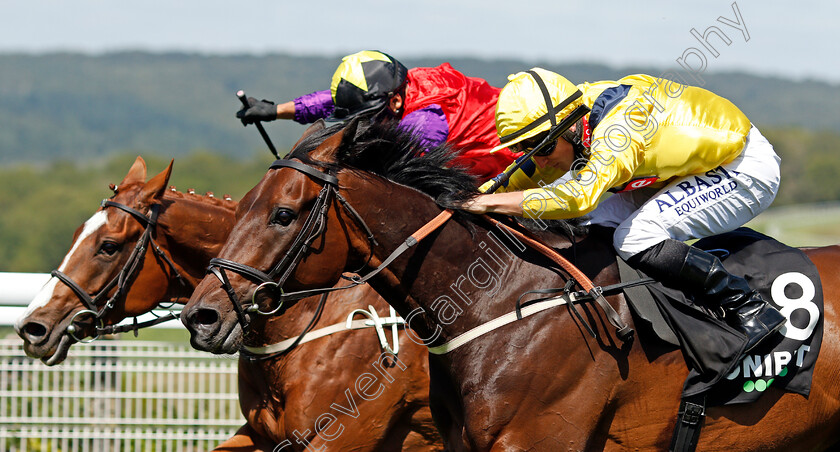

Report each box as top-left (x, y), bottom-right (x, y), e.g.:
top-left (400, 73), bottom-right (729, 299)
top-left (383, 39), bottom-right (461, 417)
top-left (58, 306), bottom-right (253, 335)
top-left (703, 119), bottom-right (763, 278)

top-left (504, 221), bottom-right (820, 450)
top-left (620, 227), bottom-right (824, 406)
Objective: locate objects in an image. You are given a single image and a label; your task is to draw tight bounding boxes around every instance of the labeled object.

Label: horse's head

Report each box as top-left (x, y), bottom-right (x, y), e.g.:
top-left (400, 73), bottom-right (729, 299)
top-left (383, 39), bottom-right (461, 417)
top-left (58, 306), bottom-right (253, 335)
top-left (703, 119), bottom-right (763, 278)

top-left (182, 122), bottom-right (373, 353)
top-left (16, 156), bottom-right (180, 365)
top-left (182, 118), bottom-right (479, 354)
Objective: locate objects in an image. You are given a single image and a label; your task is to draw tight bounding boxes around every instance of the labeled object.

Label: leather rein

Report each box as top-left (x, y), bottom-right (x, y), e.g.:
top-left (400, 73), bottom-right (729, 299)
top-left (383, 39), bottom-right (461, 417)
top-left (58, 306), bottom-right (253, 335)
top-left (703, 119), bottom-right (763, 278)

top-left (51, 200), bottom-right (186, 342)
top-left (207, 158), bottom-right (447, 330)
top-left (206, 158), bottom-right (633, 351)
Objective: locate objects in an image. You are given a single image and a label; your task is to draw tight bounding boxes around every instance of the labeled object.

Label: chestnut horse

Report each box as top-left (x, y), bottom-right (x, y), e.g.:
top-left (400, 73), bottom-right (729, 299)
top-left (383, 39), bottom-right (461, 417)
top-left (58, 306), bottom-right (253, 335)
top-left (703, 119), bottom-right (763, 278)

top-left (182, 120), bottom-right (840, 450)
top-left (15, 156), bottom-right (441, 451)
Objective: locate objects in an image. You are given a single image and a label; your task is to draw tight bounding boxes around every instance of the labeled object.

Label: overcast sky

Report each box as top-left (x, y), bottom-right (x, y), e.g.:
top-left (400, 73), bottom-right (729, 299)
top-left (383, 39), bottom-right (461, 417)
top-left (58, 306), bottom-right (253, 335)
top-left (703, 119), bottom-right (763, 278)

top-left (3, 0), bottom-right (838, 83)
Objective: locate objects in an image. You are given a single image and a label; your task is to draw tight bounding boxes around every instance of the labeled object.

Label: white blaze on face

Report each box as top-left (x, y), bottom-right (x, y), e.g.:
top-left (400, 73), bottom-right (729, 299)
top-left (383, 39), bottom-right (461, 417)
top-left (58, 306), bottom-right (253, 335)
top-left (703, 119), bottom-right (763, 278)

top-left (16, 210), bottom-right (109, 326)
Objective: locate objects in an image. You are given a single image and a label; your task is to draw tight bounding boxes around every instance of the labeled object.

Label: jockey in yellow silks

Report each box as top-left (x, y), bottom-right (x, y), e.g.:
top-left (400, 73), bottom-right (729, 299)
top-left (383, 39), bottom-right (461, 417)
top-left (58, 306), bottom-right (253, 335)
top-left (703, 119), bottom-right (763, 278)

top-left (461, 68), bottom-right (785, 353)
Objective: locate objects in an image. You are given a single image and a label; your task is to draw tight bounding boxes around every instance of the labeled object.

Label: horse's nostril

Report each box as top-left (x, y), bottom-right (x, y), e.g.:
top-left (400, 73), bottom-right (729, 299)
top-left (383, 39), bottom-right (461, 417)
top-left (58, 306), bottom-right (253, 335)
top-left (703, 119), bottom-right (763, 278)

top-left (195, 308), bottom-right (220, 326)
top-left (23, 322), bottom-right (48, 339)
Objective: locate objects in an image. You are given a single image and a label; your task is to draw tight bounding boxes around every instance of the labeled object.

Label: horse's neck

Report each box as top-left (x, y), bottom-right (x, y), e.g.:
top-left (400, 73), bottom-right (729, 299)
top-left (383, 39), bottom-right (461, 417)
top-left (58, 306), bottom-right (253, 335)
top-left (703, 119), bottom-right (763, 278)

top-left (351, 181), bottom-right (619, 347)
top-left (157, 193), bottom-right (237, 284)
top-left (238, 285), bottom-right (395, 442)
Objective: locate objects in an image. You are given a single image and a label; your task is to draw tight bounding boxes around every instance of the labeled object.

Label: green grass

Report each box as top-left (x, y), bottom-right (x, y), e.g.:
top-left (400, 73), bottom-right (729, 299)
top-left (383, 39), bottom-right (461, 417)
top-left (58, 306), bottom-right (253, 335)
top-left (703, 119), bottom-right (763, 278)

top-left (747, 202), bottom-right (840, 247)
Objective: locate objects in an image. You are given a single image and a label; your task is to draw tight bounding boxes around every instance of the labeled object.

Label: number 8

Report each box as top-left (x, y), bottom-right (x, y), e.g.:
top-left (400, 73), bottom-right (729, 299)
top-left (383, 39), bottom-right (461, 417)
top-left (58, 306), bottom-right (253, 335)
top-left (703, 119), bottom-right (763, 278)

top-left (770, 272), bottom-right (818, 341)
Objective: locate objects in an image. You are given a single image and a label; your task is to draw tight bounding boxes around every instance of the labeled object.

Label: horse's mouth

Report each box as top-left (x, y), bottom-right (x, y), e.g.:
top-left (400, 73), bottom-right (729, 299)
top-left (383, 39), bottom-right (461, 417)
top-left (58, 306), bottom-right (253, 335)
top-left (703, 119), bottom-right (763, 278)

top-left (188, 317), bottom-right (243, 354)
top-left (20, 314), bottom-right (83, 365)
top-left (42, 334), bottom-right (75, 366)
top-left (21, 329), bottom-right (75, 366)
top-left (220, 323), bottom-right (243, 353)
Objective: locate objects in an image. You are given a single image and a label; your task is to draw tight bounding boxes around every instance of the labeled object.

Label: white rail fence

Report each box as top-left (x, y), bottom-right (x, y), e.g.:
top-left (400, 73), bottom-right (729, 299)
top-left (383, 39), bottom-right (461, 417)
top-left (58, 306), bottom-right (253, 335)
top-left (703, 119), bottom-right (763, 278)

top-left (0, 339), bottom-right (241, 451)
top-left (1, 273), bottom-right (242, 451)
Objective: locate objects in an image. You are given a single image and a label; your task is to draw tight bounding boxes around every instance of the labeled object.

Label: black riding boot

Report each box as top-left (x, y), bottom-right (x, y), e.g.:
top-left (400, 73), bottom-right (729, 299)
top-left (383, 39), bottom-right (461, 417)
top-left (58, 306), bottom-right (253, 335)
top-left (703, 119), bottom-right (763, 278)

top-left (678, 246), bottom-right (785, 353)
top-left (628, 239), bottom-right (785, 353)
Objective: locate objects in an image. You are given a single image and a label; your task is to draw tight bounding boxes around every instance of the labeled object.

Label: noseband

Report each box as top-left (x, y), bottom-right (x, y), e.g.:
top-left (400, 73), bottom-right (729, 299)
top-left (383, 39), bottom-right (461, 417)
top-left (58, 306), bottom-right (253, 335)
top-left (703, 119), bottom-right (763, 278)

top-left (205, 158), bottom-right (636, 350)
top-left (207, 159), bottom-right (380, 328)
top-left (207, 157), bottom-right (455, 333)
top-left (51, 200), bottom-right (185, 342)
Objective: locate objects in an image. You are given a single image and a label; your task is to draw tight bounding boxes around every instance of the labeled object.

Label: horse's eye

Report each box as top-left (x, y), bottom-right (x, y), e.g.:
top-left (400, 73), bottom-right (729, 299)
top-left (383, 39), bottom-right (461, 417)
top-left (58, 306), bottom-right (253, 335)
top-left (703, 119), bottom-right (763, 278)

top-left (99, 241), bottom-right (121, 256)
top-left (271, 208), bottom-right (297, 227)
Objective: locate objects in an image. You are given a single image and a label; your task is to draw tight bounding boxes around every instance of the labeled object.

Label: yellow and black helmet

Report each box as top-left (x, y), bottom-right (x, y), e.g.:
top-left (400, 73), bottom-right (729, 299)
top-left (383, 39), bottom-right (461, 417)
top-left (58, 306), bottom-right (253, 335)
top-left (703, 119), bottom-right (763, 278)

top-left (328, 50), bottom-right (408, 121)
top-left (492, 68), bottom-right (583, 152)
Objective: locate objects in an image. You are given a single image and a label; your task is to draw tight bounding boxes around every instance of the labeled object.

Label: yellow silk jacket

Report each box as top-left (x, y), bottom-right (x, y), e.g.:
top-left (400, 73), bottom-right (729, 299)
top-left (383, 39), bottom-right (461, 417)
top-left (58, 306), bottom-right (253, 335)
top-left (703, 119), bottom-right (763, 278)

top-left (481, 74), bottom-right (752, 219)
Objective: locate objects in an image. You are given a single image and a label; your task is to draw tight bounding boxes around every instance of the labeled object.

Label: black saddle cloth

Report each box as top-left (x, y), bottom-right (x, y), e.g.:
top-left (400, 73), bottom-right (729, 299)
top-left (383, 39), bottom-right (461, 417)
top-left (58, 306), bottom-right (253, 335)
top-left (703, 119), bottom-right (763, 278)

top-left (622, 227), bottom-right (824, 406)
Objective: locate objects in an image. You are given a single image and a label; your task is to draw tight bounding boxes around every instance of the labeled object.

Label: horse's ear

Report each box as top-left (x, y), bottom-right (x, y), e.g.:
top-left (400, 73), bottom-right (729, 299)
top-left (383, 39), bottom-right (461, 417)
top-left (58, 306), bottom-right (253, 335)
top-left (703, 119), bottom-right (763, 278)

top-left (139, 159), bottom-right (174, 203)
top-left (339, 117), bottom-right (360, 149)
top-left (292, 119), bottom-right (327, 149)
top-left (312, 117), bottom-right (360, 162)
top-left (120, 156), bottom-right (147, 187)
top-left (310, 119), bottom-right (327, 133)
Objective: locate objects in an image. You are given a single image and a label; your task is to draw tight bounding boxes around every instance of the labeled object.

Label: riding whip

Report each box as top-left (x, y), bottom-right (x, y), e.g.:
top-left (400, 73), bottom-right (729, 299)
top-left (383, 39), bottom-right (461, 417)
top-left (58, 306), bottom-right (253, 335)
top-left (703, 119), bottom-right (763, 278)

top-left (237, 90), bottom-right (280, 159)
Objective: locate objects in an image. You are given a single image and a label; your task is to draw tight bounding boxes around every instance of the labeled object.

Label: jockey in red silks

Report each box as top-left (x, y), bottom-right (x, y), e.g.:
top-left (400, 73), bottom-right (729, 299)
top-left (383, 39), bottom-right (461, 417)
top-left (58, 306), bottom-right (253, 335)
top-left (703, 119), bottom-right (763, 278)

top-left (236, 50), bottom-right (519, 181)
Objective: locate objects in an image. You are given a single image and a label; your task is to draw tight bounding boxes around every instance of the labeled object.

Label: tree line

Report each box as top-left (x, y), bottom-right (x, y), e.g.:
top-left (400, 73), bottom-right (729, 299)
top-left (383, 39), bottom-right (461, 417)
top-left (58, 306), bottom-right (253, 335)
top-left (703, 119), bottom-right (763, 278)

top-left (0, 152), bottom-right (273, 272)
top-left (2, 125), bottom-right (840, 273)
top-left (2, 52), bottom-right (839, 165)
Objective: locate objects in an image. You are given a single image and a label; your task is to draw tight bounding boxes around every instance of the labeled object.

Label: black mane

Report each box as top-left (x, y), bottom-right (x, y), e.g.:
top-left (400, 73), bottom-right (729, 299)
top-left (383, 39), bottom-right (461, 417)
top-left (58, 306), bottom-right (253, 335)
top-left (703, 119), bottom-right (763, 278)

top-left (287, 119), bottom-right (589, 236)
top-left (289, 119), bottom-right (478, 205)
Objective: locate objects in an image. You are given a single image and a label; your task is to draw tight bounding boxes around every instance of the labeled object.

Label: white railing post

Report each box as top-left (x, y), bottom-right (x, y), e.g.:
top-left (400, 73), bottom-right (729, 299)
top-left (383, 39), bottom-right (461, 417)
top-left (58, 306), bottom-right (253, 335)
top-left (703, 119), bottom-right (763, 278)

top-left (0, 339), bottom-right (241, 451)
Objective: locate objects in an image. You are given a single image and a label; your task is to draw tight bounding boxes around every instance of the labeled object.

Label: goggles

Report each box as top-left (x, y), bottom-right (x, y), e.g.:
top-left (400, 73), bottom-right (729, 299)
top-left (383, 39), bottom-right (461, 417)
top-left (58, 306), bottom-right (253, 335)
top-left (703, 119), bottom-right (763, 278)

top-left (511, 132), bottom-right (556, 156)
top-left (485, 103), bottom-right (590, 194)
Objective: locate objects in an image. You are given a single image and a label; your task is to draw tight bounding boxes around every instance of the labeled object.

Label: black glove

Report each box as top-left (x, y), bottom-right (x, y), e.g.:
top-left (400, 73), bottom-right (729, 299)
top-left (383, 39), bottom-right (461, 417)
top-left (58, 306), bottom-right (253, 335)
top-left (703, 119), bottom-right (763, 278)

top-left (236, 97), bottom-right (277, 125)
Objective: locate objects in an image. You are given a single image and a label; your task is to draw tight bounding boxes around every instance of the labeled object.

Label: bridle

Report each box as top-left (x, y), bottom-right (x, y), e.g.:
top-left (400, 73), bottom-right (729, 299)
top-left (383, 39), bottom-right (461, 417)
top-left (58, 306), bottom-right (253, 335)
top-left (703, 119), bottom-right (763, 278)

top-left (51, 199), bottom-right (186, 342)
top-left (207, 158), bottom-right (382, 329)
top-left (206, 157), bottom-right (633, 345)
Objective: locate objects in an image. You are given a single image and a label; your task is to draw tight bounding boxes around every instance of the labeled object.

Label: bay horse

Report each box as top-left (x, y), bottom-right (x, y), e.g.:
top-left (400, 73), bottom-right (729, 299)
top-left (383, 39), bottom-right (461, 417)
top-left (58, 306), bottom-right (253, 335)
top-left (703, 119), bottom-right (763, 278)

top-left (182, 119), bottom-right (840, 450)
top-left (15, 156), bottom-right (442, 451)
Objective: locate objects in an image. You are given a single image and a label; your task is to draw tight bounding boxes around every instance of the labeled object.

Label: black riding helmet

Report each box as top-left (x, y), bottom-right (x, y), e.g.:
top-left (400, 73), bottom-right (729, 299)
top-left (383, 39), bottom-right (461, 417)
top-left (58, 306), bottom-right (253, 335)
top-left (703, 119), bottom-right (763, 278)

top-left (327, 50), bottom-right (408, 121)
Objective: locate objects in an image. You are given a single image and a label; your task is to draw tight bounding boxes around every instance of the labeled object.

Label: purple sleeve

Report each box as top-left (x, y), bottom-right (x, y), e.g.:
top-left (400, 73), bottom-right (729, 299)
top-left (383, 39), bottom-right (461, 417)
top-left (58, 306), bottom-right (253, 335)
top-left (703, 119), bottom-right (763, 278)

top-left (293, 90), bottom-right (335, 124)
top-left (398, 104), bottom-right (449, 150)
